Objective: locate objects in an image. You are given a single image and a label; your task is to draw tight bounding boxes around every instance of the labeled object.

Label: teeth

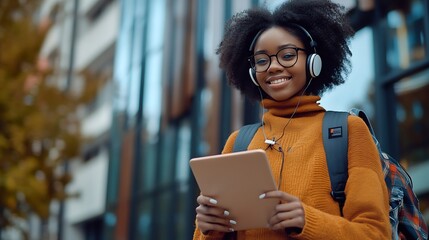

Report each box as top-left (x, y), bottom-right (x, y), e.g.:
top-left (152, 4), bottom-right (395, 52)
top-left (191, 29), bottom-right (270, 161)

top-left (269, 78), bottom-right (289, 84)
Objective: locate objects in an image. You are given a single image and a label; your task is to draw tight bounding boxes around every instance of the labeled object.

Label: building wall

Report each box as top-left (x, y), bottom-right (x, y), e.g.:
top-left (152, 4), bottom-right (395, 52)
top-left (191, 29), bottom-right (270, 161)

top-left (371, 0), bottom-right (429, 224)
top-left (107, 0), bottom-right (261, 239)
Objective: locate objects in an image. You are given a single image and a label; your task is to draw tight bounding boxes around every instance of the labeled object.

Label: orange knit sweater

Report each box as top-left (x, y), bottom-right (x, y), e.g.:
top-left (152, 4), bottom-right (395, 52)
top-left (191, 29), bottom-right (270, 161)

top-left (193, 95), bottom-right (391, 240)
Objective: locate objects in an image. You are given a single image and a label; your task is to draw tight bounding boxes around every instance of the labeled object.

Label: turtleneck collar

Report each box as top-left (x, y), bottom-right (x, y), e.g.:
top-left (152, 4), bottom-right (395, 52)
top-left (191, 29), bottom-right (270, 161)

top-left (261, 95), bottom-right (325, 117)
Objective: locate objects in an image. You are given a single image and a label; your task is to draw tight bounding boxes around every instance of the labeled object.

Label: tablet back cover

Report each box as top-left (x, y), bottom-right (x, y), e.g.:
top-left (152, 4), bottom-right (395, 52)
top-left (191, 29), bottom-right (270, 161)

top-left (190, 149), bottom-right (278, 230)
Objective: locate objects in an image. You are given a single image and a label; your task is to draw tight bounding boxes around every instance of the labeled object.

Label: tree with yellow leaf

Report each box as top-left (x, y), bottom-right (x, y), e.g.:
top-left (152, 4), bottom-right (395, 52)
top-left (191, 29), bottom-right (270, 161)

top-left (0, 0), bottom-right (85, 238)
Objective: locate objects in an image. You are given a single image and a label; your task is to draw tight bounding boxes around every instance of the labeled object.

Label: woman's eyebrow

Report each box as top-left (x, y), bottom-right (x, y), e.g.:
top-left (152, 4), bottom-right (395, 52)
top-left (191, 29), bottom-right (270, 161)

top-left (277, 43), bottom-right (298, 49)
top-left (253, 44), bottom-right (299, 55)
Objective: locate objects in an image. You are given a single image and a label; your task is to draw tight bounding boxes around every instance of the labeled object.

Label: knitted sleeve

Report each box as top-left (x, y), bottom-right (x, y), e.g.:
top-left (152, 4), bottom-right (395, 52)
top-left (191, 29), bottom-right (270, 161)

top-left (192, 228), bottom-right (225, 240)
top-left (221, 130), bottom-right (239, 154)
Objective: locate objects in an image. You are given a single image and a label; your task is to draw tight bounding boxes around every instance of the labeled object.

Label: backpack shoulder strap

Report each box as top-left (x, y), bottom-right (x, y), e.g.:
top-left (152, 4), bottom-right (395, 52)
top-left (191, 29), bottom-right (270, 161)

top-left (349, 108), bottom-right (383, 153)
top-left (322, 111), bottom-right (349, 215)
top-left (233, 123), bottom-right (261, 152)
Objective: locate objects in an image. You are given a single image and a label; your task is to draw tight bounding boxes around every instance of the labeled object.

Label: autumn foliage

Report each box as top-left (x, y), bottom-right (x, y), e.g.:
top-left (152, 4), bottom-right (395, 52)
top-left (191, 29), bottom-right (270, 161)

top-left (0, 0), bottom-right (83, 236)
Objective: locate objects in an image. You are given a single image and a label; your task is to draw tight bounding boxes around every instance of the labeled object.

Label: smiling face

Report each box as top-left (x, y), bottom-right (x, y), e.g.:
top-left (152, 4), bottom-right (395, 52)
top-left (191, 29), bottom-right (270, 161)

top-left (252, 26), bottom-right (308, 101)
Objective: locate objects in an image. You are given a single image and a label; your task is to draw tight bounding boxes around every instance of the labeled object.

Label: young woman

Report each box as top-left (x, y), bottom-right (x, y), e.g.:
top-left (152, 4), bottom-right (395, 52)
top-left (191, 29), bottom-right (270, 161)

top-left (193, 0), bottom-right (391, 239)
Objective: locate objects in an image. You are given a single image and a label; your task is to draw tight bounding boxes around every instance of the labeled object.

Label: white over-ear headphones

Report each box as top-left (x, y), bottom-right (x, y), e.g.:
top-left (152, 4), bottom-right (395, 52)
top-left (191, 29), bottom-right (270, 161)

top-left (249, 68), bottom-right (259, 86)
top-left (308, 53), bottom-right (322, 78)
top-left (291, 24), bottom-right (322, 78)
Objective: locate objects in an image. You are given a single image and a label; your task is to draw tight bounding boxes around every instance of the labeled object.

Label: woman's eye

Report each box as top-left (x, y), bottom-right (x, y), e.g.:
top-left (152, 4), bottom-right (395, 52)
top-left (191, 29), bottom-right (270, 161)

top-left (281, 53), bottom-right (296, 60)
top-left (255, 58), bottom-right (268, 65)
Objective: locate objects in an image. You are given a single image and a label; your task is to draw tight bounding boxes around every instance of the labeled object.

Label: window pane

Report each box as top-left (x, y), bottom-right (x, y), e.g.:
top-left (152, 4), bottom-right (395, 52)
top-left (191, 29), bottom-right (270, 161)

top-left (386, 0), bottom-right (426, 71)
top-left (135, 198), bottom-right (153, 239)
top-left (394, 68), bottom-right (429, 167)
top-left (176, 120), bottom-right (191, 182)
top-left (155, 191), bottom-right (174, 239)
top-left (102, 212), bottom-right (116, 240)
top-left (174, 184), bottom-right (193, 240)
top-left (159, 127), bottom-right (176, 187)
top-left (138, 142), bottom-right (156, 192)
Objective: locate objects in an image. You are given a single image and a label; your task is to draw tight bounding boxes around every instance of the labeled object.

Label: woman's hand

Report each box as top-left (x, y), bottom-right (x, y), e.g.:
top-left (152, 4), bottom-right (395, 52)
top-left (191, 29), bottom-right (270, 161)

top-left (195, 195), bottom-right (237, 234)
top-left (260, 191), bottom-right (305, 232)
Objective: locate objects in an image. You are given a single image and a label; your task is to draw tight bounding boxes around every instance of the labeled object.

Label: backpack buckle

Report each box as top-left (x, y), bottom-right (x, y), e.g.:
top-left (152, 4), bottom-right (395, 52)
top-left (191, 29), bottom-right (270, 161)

top-left (330, 191), bottom-right (346, 202)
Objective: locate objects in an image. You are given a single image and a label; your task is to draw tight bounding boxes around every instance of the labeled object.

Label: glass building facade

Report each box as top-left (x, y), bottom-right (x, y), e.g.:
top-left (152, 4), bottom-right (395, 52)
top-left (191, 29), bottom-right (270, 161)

top-left (104, 0), bottom-right (429, 239)
top-left (105, 1), bottom-right (261, 239)
top-left (372, 0), bottom-right (429, 224)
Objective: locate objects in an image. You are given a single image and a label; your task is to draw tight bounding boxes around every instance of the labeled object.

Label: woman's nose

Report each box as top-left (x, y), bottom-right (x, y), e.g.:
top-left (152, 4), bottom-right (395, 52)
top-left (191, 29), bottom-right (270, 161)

top-left (268, 56), bottom-right (283, 72)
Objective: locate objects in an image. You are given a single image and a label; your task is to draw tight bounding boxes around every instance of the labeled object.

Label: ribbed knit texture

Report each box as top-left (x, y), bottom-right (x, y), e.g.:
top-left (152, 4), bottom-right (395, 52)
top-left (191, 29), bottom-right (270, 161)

top-left (193, 95), bottom-right (391, 240)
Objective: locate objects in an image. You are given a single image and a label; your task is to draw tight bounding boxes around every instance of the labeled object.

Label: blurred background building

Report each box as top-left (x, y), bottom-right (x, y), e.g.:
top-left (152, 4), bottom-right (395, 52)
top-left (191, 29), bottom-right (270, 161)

top-left (34, 0), bottom-right (118, 239)
top-left (10, 0), bottom-right (427, 239)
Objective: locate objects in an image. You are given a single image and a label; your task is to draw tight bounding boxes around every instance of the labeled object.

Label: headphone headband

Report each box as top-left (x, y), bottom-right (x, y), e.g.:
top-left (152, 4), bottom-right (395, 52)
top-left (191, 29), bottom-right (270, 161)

top-left (289, 23), bottom-right (317, 53)
top-left (248, 29), bottom-right (266, 52)
top-left (248, 24), bottom-right (317, 53)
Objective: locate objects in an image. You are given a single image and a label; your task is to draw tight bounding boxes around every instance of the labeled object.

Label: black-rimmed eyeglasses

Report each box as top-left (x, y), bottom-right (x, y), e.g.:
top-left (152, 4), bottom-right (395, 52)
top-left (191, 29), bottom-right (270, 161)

top-left (248, 47), bottom-right (306, 73)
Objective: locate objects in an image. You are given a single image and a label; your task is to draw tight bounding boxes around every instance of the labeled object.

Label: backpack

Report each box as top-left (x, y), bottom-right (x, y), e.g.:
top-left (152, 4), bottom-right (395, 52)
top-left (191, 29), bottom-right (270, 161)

top-left (233, 109), bottom-right (428, 240)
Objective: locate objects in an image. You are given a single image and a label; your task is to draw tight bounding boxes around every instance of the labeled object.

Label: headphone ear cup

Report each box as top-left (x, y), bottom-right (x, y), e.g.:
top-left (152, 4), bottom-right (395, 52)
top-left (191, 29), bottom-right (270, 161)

top-left (307, 53), bottom-right (322, 78)
top-left (248, 68), bottom-right (259, 86)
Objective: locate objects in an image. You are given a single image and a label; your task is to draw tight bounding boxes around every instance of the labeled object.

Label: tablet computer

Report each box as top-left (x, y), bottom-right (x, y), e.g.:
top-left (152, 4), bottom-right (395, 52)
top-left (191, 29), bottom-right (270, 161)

top-left (189, 149), bottom-right (278, 231)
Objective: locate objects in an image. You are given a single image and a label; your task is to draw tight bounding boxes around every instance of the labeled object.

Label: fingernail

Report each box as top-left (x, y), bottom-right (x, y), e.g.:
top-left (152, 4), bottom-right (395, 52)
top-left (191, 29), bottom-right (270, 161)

top-left (224, 210), bottom-right (230, 216)
top-left (229, 228), bottom-right (235, 232)
top-left (259, 193), bottom-right (266, 199)
top-left (209, 198), bottom-right (217, 204)
top-left (229, 220), bottom-right (237, 225)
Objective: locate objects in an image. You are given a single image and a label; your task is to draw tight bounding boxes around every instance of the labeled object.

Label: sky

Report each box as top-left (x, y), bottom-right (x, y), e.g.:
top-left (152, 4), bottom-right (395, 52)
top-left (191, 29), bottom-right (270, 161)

top-left (319, 27), bottom-right (375, 112)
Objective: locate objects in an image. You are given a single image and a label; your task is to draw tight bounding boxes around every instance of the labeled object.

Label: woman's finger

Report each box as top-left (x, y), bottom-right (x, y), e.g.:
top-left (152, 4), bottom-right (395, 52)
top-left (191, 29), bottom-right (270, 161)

top-left (196, 204), bottom-right (231, 218)
top-left (268, 204), bottom-right (305, 229)
top-left (197, 195), bottom-right (220, 206)
top-left (260, 190), bottom-right (299, 202)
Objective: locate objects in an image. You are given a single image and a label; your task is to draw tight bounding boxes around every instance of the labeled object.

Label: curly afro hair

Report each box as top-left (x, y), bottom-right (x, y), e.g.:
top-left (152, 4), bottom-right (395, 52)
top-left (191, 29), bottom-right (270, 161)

top-left (217, 0), bottom-right (355, 101)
